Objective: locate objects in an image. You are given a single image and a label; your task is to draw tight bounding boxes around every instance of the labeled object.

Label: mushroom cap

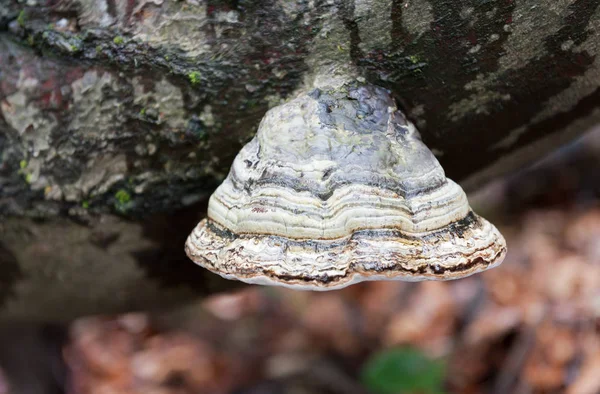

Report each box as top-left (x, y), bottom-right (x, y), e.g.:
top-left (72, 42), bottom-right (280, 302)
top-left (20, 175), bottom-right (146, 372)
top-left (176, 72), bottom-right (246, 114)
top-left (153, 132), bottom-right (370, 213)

top-left (186, 83), bottom-right (506, 290)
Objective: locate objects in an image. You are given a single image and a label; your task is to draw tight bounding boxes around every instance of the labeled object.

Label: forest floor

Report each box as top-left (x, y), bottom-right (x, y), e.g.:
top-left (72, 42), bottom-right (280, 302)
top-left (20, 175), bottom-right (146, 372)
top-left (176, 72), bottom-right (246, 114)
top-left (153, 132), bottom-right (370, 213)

top-left (4, 129), bottom-right (600, 394)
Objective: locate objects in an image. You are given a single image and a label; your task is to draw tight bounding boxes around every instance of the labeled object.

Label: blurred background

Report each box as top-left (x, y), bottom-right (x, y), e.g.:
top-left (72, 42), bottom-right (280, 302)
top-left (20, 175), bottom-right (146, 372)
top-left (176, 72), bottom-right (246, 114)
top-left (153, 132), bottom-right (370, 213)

top-left (2, 126), bottom-right (600, 394)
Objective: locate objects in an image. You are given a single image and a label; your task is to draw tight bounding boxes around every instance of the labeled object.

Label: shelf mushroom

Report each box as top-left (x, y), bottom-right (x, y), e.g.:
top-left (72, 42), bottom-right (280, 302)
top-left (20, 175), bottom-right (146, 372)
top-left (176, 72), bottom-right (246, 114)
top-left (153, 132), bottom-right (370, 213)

top-left (185, 82), bottom-right (506, 290)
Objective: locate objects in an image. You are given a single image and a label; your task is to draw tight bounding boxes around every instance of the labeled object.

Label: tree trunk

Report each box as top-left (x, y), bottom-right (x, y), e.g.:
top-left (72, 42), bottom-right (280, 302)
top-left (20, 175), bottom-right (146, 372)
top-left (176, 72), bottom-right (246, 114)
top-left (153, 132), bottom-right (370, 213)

top-left (1, 0), bottom-right (600, 320)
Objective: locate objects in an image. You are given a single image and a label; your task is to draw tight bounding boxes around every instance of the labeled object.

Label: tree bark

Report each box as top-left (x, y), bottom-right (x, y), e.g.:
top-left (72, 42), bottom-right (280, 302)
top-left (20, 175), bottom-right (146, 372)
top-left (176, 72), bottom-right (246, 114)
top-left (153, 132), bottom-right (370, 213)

top-left (1, 0), bottom-right (600, 320)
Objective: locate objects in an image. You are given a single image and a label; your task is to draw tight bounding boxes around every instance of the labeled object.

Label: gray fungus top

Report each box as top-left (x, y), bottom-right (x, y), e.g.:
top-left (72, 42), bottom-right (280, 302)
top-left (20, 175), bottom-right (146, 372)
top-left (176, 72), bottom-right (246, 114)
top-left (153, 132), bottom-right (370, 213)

top-left (186, 82), bottom-right (506, 290)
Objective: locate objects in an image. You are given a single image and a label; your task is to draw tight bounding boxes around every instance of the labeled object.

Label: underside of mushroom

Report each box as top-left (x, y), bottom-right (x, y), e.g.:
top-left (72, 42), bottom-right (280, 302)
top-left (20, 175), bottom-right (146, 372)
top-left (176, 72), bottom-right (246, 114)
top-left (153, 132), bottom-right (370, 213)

top-left (185, 81), bottom-right (506, 290)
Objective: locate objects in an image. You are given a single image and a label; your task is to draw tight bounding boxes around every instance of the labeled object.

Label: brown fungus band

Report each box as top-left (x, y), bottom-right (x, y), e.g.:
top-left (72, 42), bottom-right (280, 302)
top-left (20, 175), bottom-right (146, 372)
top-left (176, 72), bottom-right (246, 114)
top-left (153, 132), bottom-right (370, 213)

top-left (186, 82), bottom-right (506, 290)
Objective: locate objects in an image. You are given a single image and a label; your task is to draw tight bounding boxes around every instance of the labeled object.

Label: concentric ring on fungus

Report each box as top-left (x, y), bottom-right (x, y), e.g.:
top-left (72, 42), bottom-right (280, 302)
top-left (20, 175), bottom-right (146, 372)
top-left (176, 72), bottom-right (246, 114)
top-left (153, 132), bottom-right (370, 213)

top-left (185, 82), bottom-right (506, 290)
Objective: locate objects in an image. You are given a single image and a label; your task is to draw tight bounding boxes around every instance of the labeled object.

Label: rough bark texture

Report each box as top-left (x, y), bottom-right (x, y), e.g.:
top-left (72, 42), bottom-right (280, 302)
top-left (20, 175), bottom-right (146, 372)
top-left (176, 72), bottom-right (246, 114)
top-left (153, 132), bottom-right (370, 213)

top-left (1, 0), bottom-right (600, 320)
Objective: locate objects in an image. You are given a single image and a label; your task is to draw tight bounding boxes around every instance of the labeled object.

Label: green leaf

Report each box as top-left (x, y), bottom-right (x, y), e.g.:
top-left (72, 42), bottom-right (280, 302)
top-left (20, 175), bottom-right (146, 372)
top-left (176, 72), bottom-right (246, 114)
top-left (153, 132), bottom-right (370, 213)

top-left (361, 347), bottom-right (446, 394)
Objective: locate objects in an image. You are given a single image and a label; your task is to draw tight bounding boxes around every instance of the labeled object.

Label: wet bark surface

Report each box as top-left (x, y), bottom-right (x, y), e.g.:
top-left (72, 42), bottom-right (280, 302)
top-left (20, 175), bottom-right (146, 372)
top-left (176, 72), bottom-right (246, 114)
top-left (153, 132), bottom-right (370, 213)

top-left (1, 0), bottom-right (600, 320)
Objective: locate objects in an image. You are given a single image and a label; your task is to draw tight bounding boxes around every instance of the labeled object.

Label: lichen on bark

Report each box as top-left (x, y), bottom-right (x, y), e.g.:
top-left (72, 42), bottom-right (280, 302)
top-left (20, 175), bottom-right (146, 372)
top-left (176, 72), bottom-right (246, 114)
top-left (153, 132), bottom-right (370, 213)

top-left (2, 0), bottom-right (600, 320)
top-left (3, 0), bottom-right (600, 217)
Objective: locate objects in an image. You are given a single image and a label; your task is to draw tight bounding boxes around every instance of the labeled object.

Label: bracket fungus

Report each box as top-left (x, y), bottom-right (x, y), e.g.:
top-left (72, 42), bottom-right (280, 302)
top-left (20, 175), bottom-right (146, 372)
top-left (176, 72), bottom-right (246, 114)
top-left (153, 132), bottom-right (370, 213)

top-left (185, 82), bottom-right (506, 290)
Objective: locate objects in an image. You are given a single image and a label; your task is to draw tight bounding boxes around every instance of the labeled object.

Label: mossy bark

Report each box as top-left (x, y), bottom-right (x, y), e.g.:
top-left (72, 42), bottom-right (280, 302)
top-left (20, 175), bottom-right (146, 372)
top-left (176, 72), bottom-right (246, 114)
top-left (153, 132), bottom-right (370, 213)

top-left (1, 0), bottom-right (600, 320)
